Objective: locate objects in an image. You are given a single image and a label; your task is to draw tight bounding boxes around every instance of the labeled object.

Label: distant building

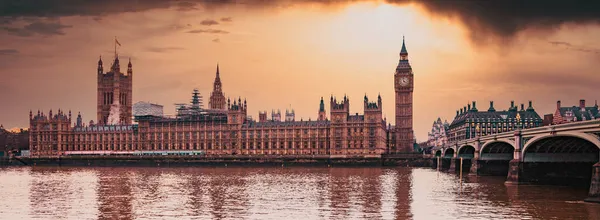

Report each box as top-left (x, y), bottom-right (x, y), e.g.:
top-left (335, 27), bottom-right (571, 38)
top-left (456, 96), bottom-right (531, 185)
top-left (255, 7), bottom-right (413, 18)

top-left (0, 125), bottom-right (29, 156)
top-left (427, 117), bottom-right (449, 148)
top-left (133, 101), bottom-right (164, 117)
top-left (543, 114), bottom-right (554, 126)
top-left (448, 101), bottom-right (543, 142)
top-left (552, 100), bottom-right (599, 125)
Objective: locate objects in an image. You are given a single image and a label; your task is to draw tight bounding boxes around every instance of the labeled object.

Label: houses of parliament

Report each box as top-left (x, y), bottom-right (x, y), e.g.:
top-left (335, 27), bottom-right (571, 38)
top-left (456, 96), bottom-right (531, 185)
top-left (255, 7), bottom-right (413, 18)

top-left (28, 39), bottom-right (415, 157)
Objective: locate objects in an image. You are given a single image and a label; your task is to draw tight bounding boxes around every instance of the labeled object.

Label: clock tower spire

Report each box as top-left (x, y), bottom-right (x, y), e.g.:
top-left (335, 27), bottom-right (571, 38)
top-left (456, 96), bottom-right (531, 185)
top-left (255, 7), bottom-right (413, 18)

top-left (394, 36), bottom-right (414, 153)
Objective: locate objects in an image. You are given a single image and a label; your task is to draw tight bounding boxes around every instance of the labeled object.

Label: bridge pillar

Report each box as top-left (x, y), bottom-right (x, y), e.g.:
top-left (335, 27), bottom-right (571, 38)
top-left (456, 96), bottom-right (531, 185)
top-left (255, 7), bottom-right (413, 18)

top-left (469, 156), bottom-right (480, 175)
top-left (469, 139), bottom-right (481, 175)
top-left (505, 159), bottom-right (525, 185)
top-left (585, 162), bottom-right (600, 203)
top-left (506, 130), bottom-right (524, 185)
top-left (448, 158), bottom-right (456, 173)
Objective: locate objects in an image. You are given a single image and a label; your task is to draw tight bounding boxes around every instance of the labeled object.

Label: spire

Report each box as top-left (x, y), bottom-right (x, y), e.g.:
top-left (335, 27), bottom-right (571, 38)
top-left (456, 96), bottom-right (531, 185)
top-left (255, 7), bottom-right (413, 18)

top-left (98, 55), bottom-right (103, 74)
top-left (212, 63), bottom-right (222, 92)
top-left (128, 58), bottom-right (132, 67)
top-left (319, 97), bottom-right (325, 112)
top-left (400, 35), bottom-right (408, 54)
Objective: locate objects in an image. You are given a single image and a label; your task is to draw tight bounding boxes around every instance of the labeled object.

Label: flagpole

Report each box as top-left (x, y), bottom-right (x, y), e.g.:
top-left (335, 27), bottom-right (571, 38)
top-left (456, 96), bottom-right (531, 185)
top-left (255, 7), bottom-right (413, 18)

top-left (114, 36), bottom-right (117, 59)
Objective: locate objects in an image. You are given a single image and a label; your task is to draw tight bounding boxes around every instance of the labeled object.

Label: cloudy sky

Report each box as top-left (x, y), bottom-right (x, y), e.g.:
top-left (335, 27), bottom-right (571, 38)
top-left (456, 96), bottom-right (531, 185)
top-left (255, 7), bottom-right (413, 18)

top-left (1, 0), bottom-right (600, 141)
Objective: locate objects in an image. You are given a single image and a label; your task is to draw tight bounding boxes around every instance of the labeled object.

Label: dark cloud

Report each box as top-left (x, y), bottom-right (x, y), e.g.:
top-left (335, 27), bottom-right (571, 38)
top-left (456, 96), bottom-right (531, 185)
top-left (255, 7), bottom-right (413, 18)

top-left (0, 49), bottom-right (18, 55)
top-left (220, 17), bottom-right (232, 22)
top-left (549, 41), bottom-right (600, 54)
top-left (187, 29), bottom-right (229, 34)
top-left (212, 38), bottom-right (220, 43)
top-left (406, 1), bottom-right (600, 43)
top-left (1, 0), bottom-right (600, 42)
top-left (145, 46), bottom-right (185, 53)
top-left (176, 1), bottom-right (199, 11)
top-left (2, 21), bottom-right (72, 36)
top-left (200, 19), bottom-right (219, 26)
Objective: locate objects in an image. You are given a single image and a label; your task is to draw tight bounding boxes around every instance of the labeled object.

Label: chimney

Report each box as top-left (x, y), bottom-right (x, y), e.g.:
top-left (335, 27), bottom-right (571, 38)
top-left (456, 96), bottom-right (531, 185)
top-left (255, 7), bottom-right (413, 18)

top-left (472, 101), bottom-right (477, 111)
top-left (488, 101), bottom-right (496, 112)
top-left (511, 100), bottom-right (515, 108)
top-left (580, 99), bottom-right (586, 109)
top-left (460, 108), bottom-right (463, 114)
top-left (557, 100), bottom-right (561, 109)
top-left (520, 104), bottom-right (524, 111)
top-left (463, 106), bottom-right (467, 113)
top-left (527, 101), bottom-right (534, 111)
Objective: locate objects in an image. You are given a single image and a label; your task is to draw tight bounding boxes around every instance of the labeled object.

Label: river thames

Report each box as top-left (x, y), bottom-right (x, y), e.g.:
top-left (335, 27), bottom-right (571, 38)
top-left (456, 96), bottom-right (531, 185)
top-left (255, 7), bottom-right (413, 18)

top-left (0, 166), bottom-right (599, 220)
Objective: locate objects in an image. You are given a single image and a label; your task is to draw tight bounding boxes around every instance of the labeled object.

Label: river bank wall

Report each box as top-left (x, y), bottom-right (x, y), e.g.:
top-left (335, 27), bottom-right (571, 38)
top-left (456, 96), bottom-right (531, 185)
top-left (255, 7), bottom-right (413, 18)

top-left (4, 155), bottom-right (433, 167)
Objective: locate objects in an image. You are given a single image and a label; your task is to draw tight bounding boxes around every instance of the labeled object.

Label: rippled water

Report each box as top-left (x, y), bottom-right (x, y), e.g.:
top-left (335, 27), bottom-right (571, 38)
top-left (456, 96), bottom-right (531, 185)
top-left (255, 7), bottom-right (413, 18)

top-left (0, 166), bottom-right (599, 220)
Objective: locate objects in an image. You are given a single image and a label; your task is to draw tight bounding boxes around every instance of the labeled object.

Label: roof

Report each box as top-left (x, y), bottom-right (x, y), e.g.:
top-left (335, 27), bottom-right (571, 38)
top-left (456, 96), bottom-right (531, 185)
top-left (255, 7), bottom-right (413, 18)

top-left (400, 36), bottom-right (407, 54)
top-left (243, 120), bottom-right (330, 128)
top-left (450, 110), bottom-right (542, 127)
top-left (558, 106), bottom-right (599, 121)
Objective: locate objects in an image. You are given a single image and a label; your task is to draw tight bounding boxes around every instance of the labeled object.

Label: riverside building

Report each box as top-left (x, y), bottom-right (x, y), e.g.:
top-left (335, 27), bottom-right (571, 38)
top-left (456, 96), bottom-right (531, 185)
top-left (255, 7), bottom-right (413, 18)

top-left (29, 40), bottom-right (416, 157)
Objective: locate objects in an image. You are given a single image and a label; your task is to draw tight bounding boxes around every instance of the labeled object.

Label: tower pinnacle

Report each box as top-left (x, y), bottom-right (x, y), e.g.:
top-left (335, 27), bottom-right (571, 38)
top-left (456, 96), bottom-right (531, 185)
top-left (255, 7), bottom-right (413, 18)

top-left (400, 35), bottom-right (408, 55)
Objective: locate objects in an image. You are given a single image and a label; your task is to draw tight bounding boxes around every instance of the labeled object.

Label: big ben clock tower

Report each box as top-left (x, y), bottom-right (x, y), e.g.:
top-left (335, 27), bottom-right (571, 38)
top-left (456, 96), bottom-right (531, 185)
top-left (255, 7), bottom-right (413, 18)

top-left (394, 36), bottom-right (414, 153)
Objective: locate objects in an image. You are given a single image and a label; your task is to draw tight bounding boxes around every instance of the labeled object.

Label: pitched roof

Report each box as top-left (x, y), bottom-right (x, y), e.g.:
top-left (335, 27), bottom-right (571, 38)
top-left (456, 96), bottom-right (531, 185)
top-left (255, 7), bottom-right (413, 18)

top-left (558, 106), bottom-right (599, 121)
top-left (450, 110), bottom-right (542, 127)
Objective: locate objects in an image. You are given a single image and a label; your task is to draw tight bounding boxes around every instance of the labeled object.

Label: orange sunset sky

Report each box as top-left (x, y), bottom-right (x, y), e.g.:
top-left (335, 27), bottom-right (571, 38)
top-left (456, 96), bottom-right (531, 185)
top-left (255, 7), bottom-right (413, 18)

top-left (1, 0), bottom-right (599, 141)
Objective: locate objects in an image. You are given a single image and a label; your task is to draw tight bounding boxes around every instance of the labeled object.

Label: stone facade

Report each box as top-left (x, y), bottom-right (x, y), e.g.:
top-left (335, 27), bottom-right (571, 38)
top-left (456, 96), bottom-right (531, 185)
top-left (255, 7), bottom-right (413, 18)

top-left (29, 93), bottom-right (388, 156)
top-left (97, 56), bottom-right (133, 125)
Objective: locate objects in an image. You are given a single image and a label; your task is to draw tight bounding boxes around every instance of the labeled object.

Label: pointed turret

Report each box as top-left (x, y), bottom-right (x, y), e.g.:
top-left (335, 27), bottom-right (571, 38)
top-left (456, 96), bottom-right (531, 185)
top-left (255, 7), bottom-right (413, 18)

top-left (97, 56), bottom-right (103, 74)
top-left (109, 54), bottom-right (121, 73)
top-left (209, 63), bottom-right (226, 110)
top-left (319, 97), bottom-right (325, 112)
top-left (400, 35), bottom-right (408, 55)
top-left (396, 35), bottom-right (411, 71)
top-left (127, 58), bottom-right (132, 75)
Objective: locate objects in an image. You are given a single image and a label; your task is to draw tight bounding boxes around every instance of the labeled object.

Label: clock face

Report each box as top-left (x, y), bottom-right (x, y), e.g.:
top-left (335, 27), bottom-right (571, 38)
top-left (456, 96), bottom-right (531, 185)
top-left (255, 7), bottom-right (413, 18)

top-left (399, 77), bottom-right (409, 86)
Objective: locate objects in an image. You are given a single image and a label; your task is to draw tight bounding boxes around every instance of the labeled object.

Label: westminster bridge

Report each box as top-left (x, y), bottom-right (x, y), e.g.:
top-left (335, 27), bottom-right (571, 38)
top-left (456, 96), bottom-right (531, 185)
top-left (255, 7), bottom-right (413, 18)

top-left (430, 119), bottom-right (600, 203)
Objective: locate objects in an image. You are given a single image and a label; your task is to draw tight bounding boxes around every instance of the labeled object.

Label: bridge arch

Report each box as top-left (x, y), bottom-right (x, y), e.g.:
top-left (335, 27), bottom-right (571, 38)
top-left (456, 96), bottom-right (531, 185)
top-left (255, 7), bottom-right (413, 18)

top-left (480, 141), bottom-right (515, 161)
top-left (457, 145), bottom-right (475, 159)
top-left (522, 132), bottom-right (600, 163)
top-left (443, 148), bottom-right (455, 158)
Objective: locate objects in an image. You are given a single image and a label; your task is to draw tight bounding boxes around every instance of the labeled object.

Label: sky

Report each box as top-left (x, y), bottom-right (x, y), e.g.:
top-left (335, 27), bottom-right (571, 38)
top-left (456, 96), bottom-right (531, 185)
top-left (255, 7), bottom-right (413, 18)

top-left (1, 0), bottom-right (600, 141)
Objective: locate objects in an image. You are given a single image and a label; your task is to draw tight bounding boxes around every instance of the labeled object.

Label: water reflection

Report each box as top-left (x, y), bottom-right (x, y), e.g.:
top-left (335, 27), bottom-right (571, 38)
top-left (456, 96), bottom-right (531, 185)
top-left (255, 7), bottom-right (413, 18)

top-left (0, 166), bottom-right (599, 220)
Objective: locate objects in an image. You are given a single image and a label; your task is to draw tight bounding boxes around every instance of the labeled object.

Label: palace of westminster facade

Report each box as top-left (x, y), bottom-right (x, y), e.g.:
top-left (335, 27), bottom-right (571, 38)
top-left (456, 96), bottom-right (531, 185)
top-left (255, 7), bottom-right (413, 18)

top-left (29, 40), bottom-right (416, 156)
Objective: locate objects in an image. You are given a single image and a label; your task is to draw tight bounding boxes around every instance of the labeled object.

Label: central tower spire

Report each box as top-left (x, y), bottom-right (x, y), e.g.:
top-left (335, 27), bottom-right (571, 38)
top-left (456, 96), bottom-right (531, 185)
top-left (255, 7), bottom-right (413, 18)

top-left (209, 63), bottom-right (226, 110)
